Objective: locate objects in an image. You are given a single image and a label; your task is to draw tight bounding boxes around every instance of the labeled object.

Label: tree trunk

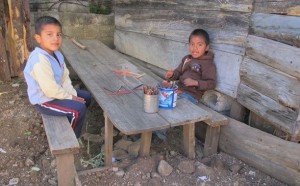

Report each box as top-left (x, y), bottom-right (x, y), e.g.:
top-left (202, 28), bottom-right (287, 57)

top-left (0, 0), bottom-right (31, 80)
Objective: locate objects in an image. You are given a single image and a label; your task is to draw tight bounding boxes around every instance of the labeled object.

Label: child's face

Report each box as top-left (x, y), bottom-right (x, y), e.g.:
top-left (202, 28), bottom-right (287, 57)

top-left (189, 35), bottom-right (209, 58)
top-left (35, 24), bottom-right (62, 55)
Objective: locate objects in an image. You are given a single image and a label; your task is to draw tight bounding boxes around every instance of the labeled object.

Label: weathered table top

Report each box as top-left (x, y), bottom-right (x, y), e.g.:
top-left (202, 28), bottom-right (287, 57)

top-left (61, 39), bottom-right (209, 135)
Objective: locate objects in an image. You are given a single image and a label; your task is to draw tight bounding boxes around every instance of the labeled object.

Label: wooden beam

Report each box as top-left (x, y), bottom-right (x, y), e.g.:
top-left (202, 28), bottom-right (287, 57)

top-left (183, 123), bottom-right (195, 159)
top-left (246, 35), bottom-right (300, 79)
top-left (237, 83), bottom-right (298, 136)
top-left (204, 126), bottom-right (221, 157)
top-left (139, 131), bottom-right (152, 157)
top-left (104, 114), bottom-right (113, 166)
top-left (56, 153), bottom-right (77, 186)
top-left (219, 118), bottom-right (300, 186)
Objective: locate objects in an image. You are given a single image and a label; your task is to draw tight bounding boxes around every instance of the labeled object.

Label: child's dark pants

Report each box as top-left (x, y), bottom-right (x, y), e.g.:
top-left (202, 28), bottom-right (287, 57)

top-left (35, 89), bottom-right (91, 138)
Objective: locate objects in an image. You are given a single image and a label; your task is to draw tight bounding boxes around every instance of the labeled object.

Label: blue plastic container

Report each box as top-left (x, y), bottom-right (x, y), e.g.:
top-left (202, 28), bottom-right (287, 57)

top-left (159, 86), bottom-right (178, 108)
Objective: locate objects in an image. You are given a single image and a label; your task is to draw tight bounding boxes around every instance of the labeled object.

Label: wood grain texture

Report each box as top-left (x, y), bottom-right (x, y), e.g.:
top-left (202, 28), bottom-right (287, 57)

top-left (219, 118), bottom-right (300, 186)
top-left (183, 123), bottom-right (195, 159)
top-left (240, 58), bottom-right (300, 109)
top-left (115, 0), bottom-right (253, 13)
top-left (104, 114), bottom-right (114, 166)
top-left (139, 131), bottom-right (152, 156)
top-left (41, 114), bottom-right (79, 155)
top-left (246, 35), bottom-right (300, 79)
top-left (254, 0), bottom-right (300, 14)
top-left (114, 8), bottom-right (250, 55)
top-left (56, 154), bottom-right (77, 186)
top-left (204, 126), bottom-right (221, 157)
top-left (250, 13), bottom-right (300, 47)
top-left (237, 84), bottom-right (298, 136)
top-left (114, 30), bottom-right (242, 98)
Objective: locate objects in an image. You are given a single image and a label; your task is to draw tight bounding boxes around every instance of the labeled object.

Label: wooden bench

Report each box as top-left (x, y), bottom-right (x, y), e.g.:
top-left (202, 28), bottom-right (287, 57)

top-left (41, 114), bottom-right (80, 186)
top-left (61, 39), bottom-right (228, 166)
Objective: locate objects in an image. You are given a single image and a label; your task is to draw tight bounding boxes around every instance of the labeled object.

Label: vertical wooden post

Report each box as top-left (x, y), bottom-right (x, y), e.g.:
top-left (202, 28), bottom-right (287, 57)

top-left (204, 125), bottom-right (220, 157)
top-left (104, 114), bottom-right (113, 166)
top-left (139, 131), bottom-right (152, 156)
top-left (183, 123), bottom-right (195, 159)
top-left (56, 154), bottom-right (77, 186)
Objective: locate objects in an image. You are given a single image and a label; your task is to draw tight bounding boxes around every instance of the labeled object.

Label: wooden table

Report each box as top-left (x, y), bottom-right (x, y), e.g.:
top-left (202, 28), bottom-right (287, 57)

top-left (61, 40), bottom-right (210, 166)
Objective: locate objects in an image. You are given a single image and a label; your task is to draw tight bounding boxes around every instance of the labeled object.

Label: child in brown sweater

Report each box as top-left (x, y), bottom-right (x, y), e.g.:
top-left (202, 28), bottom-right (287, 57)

top-left (165, 29), bottom-right (216, 104)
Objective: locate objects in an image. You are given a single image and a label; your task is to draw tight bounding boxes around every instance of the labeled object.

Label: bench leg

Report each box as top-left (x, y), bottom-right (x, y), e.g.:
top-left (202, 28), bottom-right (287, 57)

top-left (183, 123), bottom-right (195, 159)
top-left (204, 125), bottom-right (220, 157)
top-left (139, 131), bottom-right (152, 156)
top-left (56, 154), bottom-right (77, 186)
top-left (104, 114), bottom-right (113, 166)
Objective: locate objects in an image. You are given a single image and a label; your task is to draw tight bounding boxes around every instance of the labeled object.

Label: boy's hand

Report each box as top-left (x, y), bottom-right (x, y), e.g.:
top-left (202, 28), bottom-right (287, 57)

top-left (165, 70), bottom-right (174, 80)
top-left (183, 78), bottom-right (198, 87)
top-left (72, 95), bottom-right (86, 103)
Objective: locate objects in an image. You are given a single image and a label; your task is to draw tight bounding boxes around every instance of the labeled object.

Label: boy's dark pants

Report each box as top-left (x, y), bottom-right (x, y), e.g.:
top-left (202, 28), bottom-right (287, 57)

top-left (35, 89), bottom-right (91, 138)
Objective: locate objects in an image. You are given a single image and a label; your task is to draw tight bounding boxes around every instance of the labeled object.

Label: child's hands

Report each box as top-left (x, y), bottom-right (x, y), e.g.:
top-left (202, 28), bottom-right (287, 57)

top-left (183, 78), bottom-right (198, 87)
top-left (165, 70), bottom-right (174, 80)
top-left (72, 95), bottom-right (86, 103)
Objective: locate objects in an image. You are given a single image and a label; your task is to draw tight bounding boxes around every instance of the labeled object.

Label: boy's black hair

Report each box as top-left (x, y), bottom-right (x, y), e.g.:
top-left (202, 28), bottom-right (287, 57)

top-left (35, 16), bottom-right (62, 35)
top-left (188, 29), bottom-right (210, 45)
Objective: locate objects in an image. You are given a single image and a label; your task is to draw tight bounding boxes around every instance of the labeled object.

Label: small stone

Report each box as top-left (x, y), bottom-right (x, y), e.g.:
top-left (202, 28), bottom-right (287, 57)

top-left (48, 178), bottom-right (57, 185)
top-left (134, 182), bottom-right (142, 186)
top-left (169, 151), bottom-right (176, 156)
top-left (115, 170), bottom-right (125, 177)
top-left (112, 167), bottom-right (118, 172)
top-left (151, 172), bottom-right (161, 179)
top-left (50, 159), bottom-right (56, 168)
top-left (157, 160), bottom-right (173, 176)
top-left (114, 139), bottom-right (133, 151)
top-left (12, 83), bottom-right (20, 87)
top-left (178, 160), bottom-right (195, 174)
top-left (146, 172), bottom-right (151, 178)
top-left (230, 164), bottom-right (242, 174)
top-left (147, 178), bottom-right (162, 186)
top-left (127, 141), bottom-right (140, 157)
top-left (25, 157), bottom-right (34, 167)
top-left (9, 178), bottom-right (19, 185)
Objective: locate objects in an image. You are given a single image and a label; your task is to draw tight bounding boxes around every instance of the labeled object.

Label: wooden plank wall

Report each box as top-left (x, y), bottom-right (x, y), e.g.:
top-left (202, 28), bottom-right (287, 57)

top-left (114, 0), bottom-right (300, 140)
top-left (237, 1), bottom-right (300, 141)
top-left (114, 0), bottom-right (253, 99)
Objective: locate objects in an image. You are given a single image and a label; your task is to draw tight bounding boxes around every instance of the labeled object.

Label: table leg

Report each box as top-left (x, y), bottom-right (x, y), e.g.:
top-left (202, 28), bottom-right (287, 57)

top-left (139, 131), bottom-right (152, 157)
top-left (104, 114), bottom-right (113, 166)
top-left (183, 123), bottom-right (195, 159)
top-left (204, 125), bottom-right (220, 157)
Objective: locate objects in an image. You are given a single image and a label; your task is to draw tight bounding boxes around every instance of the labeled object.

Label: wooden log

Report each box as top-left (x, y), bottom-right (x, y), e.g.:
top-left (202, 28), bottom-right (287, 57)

top-left (246, 35), bottom-right (300, 79)
top-left (115, 9), bottom-right (249, 55)
top-left (219, 118), bottom-right (300, 186)
top-left (254, 0), bottom-right (300, 14)
top-left (250, 13), bottom-right (300, 47)
top-left (0, 32), bottom-right (11, 81)
top-left (240, 57), bottom-right (300, 109)
top-left (237, 83), bottom-right (298, 137)
top-left (114, 29), bottom-right (242, 98)
top-left (115, 0), bottom-right (253, 13)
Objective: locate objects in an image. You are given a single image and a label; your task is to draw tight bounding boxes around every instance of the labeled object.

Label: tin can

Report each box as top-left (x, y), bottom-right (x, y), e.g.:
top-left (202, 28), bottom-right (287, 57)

top-left (143, 94), bottom-right (159, 113)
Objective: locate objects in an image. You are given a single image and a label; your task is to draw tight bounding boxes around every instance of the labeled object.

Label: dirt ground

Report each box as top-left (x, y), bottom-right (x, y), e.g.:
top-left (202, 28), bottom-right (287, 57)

top-left (0, 77), bottom-right (287, 186)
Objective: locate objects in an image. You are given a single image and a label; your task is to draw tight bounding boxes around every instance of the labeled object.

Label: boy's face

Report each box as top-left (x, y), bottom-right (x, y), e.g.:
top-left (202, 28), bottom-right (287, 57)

top-left (35, 24), bottom-right (62, 55)
top-left (189, 35), bottom-right (209, 58)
